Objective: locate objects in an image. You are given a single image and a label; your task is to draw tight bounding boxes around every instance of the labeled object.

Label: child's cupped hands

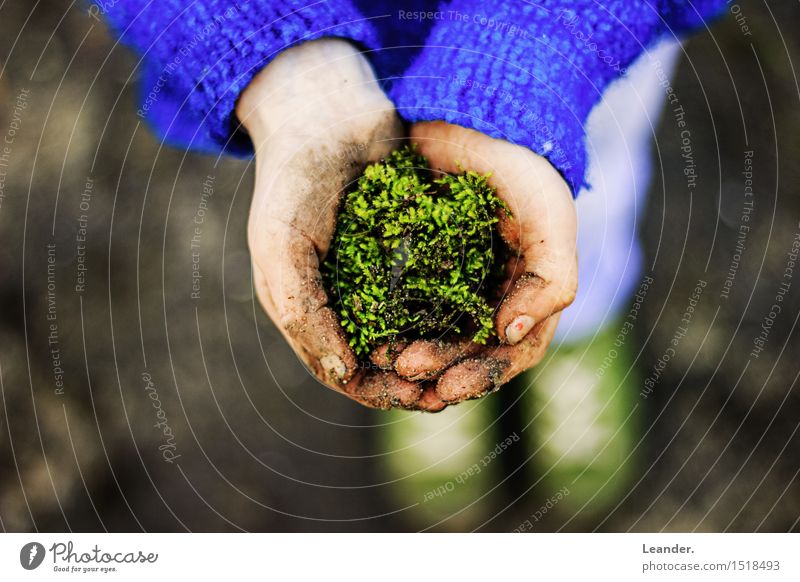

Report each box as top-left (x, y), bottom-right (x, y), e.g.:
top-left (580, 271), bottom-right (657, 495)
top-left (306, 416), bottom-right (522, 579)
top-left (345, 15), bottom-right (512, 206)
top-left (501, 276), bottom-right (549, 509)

top-left (237, 39), bottom-right (577, 411)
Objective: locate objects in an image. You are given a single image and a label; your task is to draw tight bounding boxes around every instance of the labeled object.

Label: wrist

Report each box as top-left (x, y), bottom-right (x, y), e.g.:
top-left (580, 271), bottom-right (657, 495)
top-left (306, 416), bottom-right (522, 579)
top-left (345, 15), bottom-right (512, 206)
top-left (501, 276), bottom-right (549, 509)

top-left (236, 38), bottom-right (389, 142)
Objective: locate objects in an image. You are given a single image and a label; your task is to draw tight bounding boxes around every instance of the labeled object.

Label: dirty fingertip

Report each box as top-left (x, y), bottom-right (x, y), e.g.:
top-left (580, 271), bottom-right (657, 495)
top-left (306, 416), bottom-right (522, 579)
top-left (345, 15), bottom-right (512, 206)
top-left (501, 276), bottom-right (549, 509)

top-left (495, 273), bottom-right (545, 341)
top-left (505, 314), bottom-right (535, 345)
top-left (320, 354), bottom-right (347, 380)
top-left (435, 359), bottom-right (495, 403)
top-left (395, 340), bottom-right (442, 380)
top-left (347, 372), bottom-right (422, 410)
top-left (395, 339), bottom-right (480, 381)
top-left (416, 386), bottom-right (448, 412)
top-left (369, 341), bottom-right (408, 370)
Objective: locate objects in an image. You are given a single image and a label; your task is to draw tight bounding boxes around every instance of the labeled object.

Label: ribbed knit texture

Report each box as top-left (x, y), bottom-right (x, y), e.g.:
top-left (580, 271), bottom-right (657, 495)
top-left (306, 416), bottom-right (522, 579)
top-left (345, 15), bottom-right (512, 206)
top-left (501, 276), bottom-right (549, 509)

top-left (103, 0), bottom-right (381, 154)
top-left (103, 0), bottom-right (726, 193)
top-left (390, 0), bottom-right (725, 192)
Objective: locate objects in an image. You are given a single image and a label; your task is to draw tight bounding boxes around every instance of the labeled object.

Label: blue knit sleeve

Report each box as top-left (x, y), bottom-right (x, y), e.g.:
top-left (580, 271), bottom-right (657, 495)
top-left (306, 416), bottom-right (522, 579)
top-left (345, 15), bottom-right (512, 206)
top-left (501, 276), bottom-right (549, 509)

top-left (102, 0), bottom-right (380, 155)
top-left (389, 0), bottom-right (726, 194)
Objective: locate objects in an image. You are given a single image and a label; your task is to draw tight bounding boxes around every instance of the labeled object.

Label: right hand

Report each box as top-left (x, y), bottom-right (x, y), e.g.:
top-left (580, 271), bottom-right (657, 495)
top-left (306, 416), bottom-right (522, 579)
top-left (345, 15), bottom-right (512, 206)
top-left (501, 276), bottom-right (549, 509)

top-left (386, 122), bottom-right (578, 405)
top-left (236, 39), bottom-right (446, 410)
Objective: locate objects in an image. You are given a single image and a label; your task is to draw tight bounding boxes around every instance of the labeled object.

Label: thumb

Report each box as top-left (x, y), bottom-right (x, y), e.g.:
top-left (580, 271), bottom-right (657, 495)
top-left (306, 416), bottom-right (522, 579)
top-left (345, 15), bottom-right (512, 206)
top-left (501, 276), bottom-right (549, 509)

top-left (410, 121), bottom-right (577, 346)
top-left (493, 176), bottom-right (578, 344)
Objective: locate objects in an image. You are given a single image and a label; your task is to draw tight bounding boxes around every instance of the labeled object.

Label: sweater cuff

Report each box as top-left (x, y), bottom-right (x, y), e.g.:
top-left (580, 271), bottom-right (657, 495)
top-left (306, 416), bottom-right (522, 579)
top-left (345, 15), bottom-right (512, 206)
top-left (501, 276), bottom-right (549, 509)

top-left (388, 4), bottom-right (602, 195)
top-left (388, 1), bottom-right (670, 195)
top-left (104, 1), bottom-right (380, 156)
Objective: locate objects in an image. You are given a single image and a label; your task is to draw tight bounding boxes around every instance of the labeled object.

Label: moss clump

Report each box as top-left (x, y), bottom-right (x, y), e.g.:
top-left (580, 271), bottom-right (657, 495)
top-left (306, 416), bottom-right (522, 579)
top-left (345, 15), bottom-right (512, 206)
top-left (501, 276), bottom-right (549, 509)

top-left (323, 146), bottom-right (509, 357)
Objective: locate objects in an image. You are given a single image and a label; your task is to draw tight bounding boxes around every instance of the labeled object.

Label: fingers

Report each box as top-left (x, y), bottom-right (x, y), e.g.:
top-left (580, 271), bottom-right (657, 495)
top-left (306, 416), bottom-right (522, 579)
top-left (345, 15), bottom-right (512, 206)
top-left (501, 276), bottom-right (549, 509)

top-left (247, 119), bottom-right (404, 392)
top-left (494, 268), bottom-right (576, 345)
top-left (411, 121), bottom-right (577, 347)
top-left (435, 358), bottom-right (500, 403)
top-left (255, 265), bottom-right (428, 410)
top-left (490, 156), bottom-right (577, 343)
top-left (343, 371), bottom-right (423, 410)
top-left (394, 338), bottom-right (482, 381)
top-left (494, 254), bottom-right (527, 301)
top-left (369, 341), bottom-right (409, 370)
top-left (250, 118), bottom-right (574, 411)
top-left (345, 373), bottom-right (451, 412)
top-left (414, 386), bottom-right (448, 413)
top-left (253, 218), bottom-right (358, 386)
top-left (435, 314), bottom-right (560, 403)
top-left (240, 40), bottom-right (413, 410)
top-left (247, 123), bottom-right (404, 400)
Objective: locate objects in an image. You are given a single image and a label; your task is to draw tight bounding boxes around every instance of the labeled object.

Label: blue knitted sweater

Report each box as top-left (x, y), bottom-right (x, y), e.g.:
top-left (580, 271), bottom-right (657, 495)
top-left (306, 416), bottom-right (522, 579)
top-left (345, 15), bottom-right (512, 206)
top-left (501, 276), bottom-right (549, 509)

top-left (103, 0), bottom-right (726, 194)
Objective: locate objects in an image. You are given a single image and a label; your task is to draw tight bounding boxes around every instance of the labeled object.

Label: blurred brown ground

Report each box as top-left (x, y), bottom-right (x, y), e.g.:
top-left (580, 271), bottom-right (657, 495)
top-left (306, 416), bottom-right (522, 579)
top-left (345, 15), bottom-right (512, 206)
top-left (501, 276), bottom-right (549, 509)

top-left (0, 0), bottom-right (797, 532)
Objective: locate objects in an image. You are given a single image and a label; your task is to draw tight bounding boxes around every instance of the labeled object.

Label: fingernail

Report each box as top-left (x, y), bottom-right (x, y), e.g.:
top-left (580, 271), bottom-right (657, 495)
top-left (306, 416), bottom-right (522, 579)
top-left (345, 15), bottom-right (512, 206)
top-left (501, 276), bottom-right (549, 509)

top-left (320, 354), bottom-right (347, 380)
top-left (505, 315), bottom-right (535, 345)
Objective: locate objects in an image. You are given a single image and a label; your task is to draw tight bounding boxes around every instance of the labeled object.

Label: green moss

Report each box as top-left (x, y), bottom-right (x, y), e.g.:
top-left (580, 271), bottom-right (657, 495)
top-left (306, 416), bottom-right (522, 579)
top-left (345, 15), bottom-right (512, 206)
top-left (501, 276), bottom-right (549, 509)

top-left (323, 146), bottom-right (509, 357)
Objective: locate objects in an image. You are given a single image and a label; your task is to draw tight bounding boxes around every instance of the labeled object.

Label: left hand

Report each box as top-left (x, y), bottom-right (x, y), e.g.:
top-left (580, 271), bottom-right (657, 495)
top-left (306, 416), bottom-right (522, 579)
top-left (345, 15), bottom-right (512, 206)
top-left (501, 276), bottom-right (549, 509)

top-left (386, 121), bottom-right (579, 407)
top-left (238, 39), bottom-right (439, 410)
